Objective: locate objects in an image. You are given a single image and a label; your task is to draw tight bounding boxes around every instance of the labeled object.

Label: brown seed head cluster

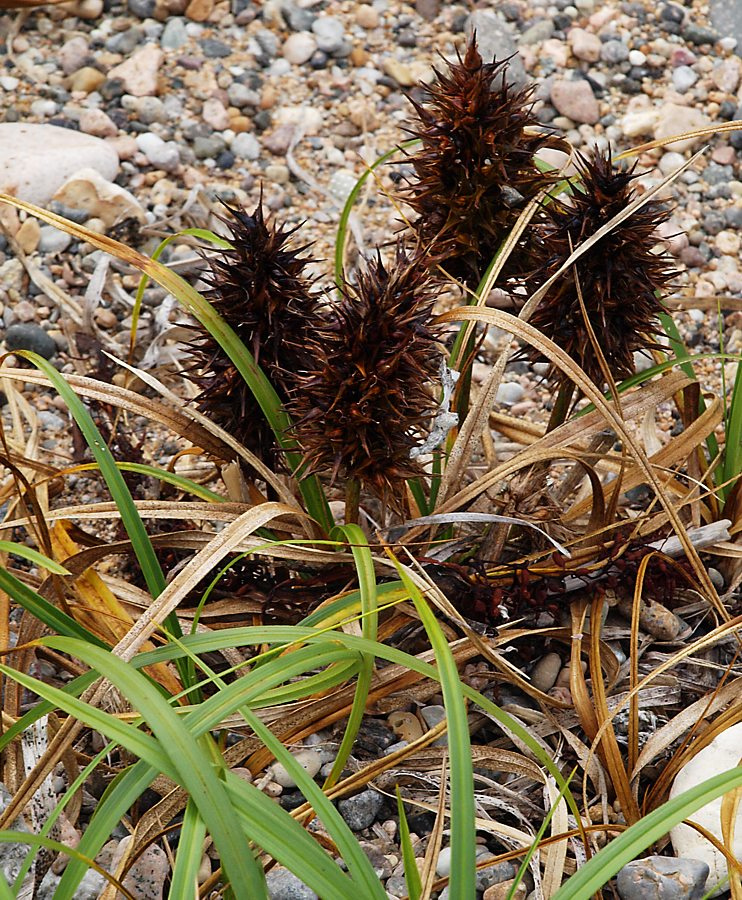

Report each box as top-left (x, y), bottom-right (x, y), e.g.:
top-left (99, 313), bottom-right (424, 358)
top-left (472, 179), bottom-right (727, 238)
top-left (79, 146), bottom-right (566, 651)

top-left (401, 39), bottom-right (558, 288)
top-left (289, 249), bottom-right (444, 501)
top-left (527, 149), bottom-right (676, 388)
top-left (186, 202), bottom-right (319, 463)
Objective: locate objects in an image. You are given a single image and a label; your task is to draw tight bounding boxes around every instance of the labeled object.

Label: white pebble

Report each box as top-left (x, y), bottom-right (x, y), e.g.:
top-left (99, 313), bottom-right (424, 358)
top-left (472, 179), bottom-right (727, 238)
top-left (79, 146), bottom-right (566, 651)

top-left (496, 382), bottom-right (525, 406)
top-left (628, 49), bottom-right (646, 66)
top-left (283, 33), bottom-right (317, 65)
top-left (658, 151), bottom-right (687, 176)
top-left (269, 748), bottom-right (322, 788)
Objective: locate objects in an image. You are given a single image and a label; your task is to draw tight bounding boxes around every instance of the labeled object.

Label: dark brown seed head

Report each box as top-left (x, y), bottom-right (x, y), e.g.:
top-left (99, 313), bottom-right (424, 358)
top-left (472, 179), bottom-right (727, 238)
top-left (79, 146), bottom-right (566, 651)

top-left (527, 148), bottom-right (677, 388)
top-left (186, 202), bottom-right (319, 463)
top-left (290, 249), bottom-right (444, 503)
top-left (400, 37), bottom-right (559, 289)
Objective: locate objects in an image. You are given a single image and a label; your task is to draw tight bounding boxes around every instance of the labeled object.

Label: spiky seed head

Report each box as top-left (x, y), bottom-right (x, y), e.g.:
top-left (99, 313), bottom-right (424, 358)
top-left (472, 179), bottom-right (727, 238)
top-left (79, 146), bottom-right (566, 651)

top-left (185, 202), bottom-right (319, 463)
top-left (400, 37), bottom-right (560, 288)
top-left (290, 249), bottom-right (444, 503)
top-left (526, 148), bottom-right (677, 388)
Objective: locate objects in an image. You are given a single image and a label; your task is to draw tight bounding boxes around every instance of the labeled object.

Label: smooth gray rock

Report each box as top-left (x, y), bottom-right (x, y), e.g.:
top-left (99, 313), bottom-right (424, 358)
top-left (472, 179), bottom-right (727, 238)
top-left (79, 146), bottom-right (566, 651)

top-left (266, 867), bottom-right (318, 900)
top-left (616, 857), bottom-right (709, 900)
top-left (337, 789), bottom-right (384, 831)
top-left (465, 10), bottom-right (527, 86)
top-left (711, 0), bottom-right (742, 53)
top-left (5, 324), bottom-right (58, 360)
top-left (160, 17), bottom-right (187, 50)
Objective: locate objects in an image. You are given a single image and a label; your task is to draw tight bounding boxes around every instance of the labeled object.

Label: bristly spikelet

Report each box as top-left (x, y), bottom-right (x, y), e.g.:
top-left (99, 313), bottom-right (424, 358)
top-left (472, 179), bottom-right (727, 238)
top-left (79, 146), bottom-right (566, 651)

top-left (186, 202), bottom-right (318, 462)
top-left (400, 37), bottom-right (559, 289)
top-left (527, 148), bottom-right (677, 388)
top-left (289, 249), bottom-right (443, 502)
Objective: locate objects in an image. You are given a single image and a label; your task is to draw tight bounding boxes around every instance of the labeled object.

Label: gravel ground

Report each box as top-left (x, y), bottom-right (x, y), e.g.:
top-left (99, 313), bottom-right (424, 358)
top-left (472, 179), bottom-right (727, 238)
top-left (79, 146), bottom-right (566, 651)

top-left (0, 0), bottom-right (741, 897)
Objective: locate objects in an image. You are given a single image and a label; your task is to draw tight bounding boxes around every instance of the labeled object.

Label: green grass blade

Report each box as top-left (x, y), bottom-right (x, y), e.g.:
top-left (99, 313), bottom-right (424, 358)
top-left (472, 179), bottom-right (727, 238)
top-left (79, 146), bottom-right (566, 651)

top-left (0, 647), bottom-right (264, 898)
top-left (168, 798), bottom-right (207, 898)
top-left (57, 762), bottom-right (157, 899)
top-left (334, 139), bottom-right (420, 288)
top-left (0, 568), bottom-right (108, 647)
top-left (553, 767), bottom-right (742, 900)
top-left (14, 353), bottom-right (167, 602)
top-left (323, 525), bottom-right (378, 789)
top-left (127, 626), bottom-right (581, 828)
top-left (722, 352), bottom-right (742, 498)
top-left (508, 771), bottom-right (575, 900)
top-left (0, 542), bottom-right (70, 574)
top-left (391, 562), bottom-right (476, 900)
top-left (238, 706), bottom-right (386, 898)
top-left (76, 461), bottom-right (226, 503)
top-left (397, 787), bottom-right (422, 900)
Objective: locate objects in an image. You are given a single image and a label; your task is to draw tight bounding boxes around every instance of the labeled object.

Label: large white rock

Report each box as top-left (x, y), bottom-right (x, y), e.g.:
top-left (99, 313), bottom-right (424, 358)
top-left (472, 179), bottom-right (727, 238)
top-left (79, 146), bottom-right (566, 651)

top-left (0, 124), bottom-right (119, 208)
top-left (670, 722), bottom-right (742, 897)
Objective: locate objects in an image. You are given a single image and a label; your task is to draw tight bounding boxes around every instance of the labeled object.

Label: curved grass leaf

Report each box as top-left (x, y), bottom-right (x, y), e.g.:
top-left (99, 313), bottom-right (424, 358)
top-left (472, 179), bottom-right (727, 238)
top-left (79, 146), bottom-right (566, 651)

top-left (168, 799), bottom-right (207, 898)
top-left (323, 524), bottom-right (378, 790)
top-left (553, 767), bottom-right (742, 900)
top-left (0, 542), bottom-right (70, 574)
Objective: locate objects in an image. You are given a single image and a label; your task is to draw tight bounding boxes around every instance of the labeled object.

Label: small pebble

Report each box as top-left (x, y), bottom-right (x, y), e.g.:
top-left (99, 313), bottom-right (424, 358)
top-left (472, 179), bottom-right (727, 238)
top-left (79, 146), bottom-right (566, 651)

top-left (337, 789), bottom-right (384, 831)
top-left (616, 856), bottom-right (709, 900)
top-left (269, 748), bottom-right (322, 788)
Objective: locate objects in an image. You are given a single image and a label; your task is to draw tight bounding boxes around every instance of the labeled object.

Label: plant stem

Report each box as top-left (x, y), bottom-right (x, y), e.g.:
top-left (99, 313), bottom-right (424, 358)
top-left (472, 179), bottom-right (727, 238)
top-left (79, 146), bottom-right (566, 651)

top-left (345, 477), bottom-right (360, 525)
top-left (547, 381), bottom-right (575, 434)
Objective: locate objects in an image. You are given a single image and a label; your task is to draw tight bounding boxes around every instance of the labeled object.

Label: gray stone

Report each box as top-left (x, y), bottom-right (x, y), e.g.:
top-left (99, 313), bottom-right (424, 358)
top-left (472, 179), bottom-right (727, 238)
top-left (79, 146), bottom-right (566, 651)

top-left (5, 324), bottom-right (58, 360)
top-left (672, 65), bottom-right (698, 91)
top-left (337, 789), bottom-right (384, 831)
top-left (128, 0), bottom-right (155, 18)
top-left (160, 17), bottom-right (187, 51)
top-left (711, 0), bottom-right (742, 54)
top-left (37, 868), bottom-right (106, 899)
top-left (0, 124), bottom-right (119, 207)
top-left (683, 22), bottom-right (720, 45)
top-left (520, 19), bottom-right (555, 44)
top-left (266, 867), bottom-right (318, 900)
top-left (616, 856), bottom-right (709, 900)
top-left (312, 17), bottom-right (346, 55)
top-left (465, 10), bottom-right (527, 85)
top-left (106, 27), bottom-right (143, 55)
top-left (476, 855), bottom-right (515, 892)
top-left (601, 39), bottom-right (630, 63)
top-left (193, 135), bottom-right (227, 159)
top-left (255, 28), bottom-right (280, 59)
top-left (231, 132), bottom-right (261, 160)
top-left (38, 226), bottom-right (72, 254)
top-left (227, 82), bottom-right (260, 108)
top-left (283, 4), bottom-right (316, 32)
top-left (199, 38), bottom-right (232, 58)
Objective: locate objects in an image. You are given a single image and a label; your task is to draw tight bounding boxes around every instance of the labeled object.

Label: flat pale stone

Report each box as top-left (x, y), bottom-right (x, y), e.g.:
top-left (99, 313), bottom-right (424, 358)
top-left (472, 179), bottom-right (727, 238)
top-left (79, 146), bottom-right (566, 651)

top-left (52, 168), bottom-right (145, 227)
top-left (670, 722), bottom-right (742, 897)
top-left (0, 123), bottom-right (119, 208)
top-left (107, 44), bottom-right (163, 97)
top-left (653, 104), bottom-right (711, 152)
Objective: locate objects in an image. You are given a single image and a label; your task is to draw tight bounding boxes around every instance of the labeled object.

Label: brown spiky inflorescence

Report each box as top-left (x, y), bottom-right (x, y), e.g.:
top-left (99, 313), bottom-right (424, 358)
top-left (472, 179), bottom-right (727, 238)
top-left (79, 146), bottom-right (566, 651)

top-left (289, 248), bottom-right (444, 504)
top-left (526, 148), bottom-right (677, 389)
top-left (400, 37), bottom-right (560, 289)
top-left (186, 202), bottom-right (319, 463)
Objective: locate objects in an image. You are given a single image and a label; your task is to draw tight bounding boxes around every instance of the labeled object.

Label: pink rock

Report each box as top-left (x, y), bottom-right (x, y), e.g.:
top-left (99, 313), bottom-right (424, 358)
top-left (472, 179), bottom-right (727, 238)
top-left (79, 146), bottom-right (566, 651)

top-left (653, 103), bottom-right (710, 151)
top-left (201, 97), bottom-right (229, 130)
top-left (59, 36), bottom-right (89, 75)
top-left (78, 108), bottom-right (118, 138)
top-left (711, 145), bottom-right (736, 165)
top-left (569, 27), bottom-right (602, 62)
top-left (671, 47), bottom-right (697, 67)
top-left (107, 44), bottom-right (163, 97)
top-left (550, 78), bottom-right (599, 124)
